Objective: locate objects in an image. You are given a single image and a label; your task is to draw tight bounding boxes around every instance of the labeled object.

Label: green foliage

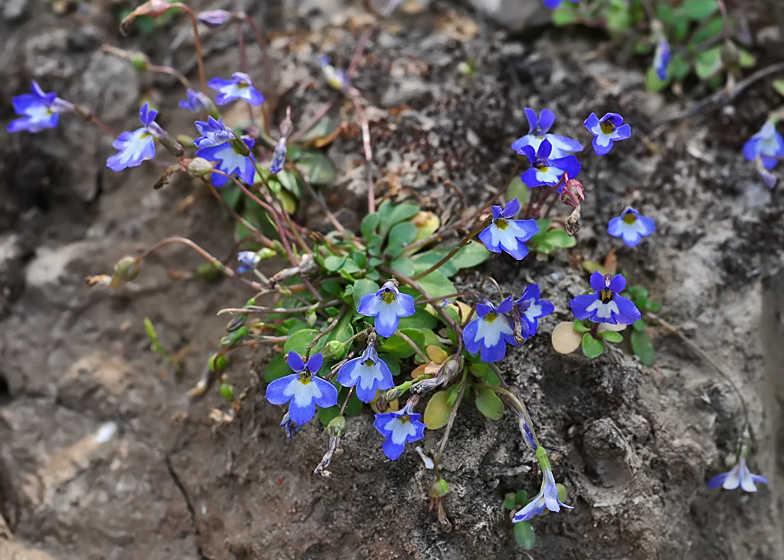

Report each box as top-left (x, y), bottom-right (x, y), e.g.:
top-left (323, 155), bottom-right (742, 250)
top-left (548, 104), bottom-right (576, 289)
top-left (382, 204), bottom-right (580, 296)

top-left (582, 333), bottom-right (605, 359)
top-left (626, 285), bottom-right (662, 364)
top-left (527, 219), bottom-right (576, 255)
top-left (475, 388), bottom-right (504, 420)
top-left (514, 521), bottom-right (536, 550)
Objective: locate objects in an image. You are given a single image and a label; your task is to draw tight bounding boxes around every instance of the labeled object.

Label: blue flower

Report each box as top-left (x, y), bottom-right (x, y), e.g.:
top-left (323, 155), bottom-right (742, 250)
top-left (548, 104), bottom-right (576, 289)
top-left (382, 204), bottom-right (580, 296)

top-left (478, 198), bottom-right (539, 260)
top-left (519, 139), bottom-right (582, 188)
top-left (570, 271), bottom-right (641, 325)
top-left (106, 103), bottom-right (161, 172)
top-left (197, 9), bottom-right (233, 28)
top-left (708, 455), bottom-right (769, 492)
top-left (265, 351), bottom-right (338, 425)
top-left (653, 38), bottom-right (671, 81)
top-left (511, 108), bottom-right (582, 159)
top-left (194, 117), bottom-right (256, 187)
top-left (8, 80), bottom-right (72, 134)
top-left (357, 281), bottom-right (416, 338)
top-left (513, 467), bottom-right (573, 522)
top-left (208, 72), bottom-right (265, 106)
top-left (237, 251), bottom-right (260, 273)
top-left (743, 120), bottom-right (784, 170)
top-left (270, 137), bottom-right (287, 174)
top-left (336, 345), bottom-right (394, 403)
top-left (319, 55), bottom-right (350, 93)
top-left (514, 284), bottom-right (555, 341)
top-left (179, 89), bottom-right (213, 112)
top-left (464, 296), bottom-right (517, 363)
top-left (584, 112), bottom-right (632, 156)
top-left (543, 0), bottom-right (580, 8)
top-left (373, 403), bottom-right (425, 460)
top-left (607, 207), bottom-right (655, 248)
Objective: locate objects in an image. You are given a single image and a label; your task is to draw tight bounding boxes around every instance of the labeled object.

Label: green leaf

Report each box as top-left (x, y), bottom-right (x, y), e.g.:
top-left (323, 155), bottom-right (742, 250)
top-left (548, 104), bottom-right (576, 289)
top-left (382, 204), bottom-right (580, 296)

top-left (380, 328), bottom-right (442, 358)
top-left (264, 353), bottom-right (290, 382)
top-left (738, 47), bottom-right (756, 68)
top-left (631, 330), bottom-right (655, 366)
top-left (695, 46), bottom-right (723, 80)
top-left (361, 213), bottom-right (380, 239)
top-left (542, 229), bottom-right (576, 249)
top-left (298, 117), bottom-right (341, 143)
top-left (424, 391), bottom-right (453, 429)
top-left (646, 65), bottom-right (670, 93)
top-left (506, 176), bottom-right (530, 208)
top-left (582, 333), bottom-right (605, 359)
top-left (656, 3), bottom-right (675, 23)
top-left (773, 80), bottom-right (784, 98)
top-left (340, 387), bottom-right (363, 416)
top-left (671, 54), bottom-right (691, 80)
top-left (390, 257), bottom-right (416, 277)
top-left (632, 319), bottom-right (646, 332)
top-left (386, 222), bottom-right (418, 258)
top-left (144, 318), bottom-right (159, 345)
top-left (678, 0), bottom-right (717, 21)
top-left (318, 404), bottom-right (340, 426)
top-left (416, 269), bottom-right (456, 299)
top-left (276, 169), bottom-right (302, 198)
top-left (324, 255), bottom-right (347, 272)
top-left (691, 17), bottom-right (724, 46)
top-left (378, 200), bottom-right (420, 240)
top-left (552, 3), bottom-right (579, 26)
top-left (352, 279), bottom-right (380, 310)
top-left (469, 362), bottom-right (500, 386)
top-left (475, 388), bottom-right (504, 420)
top-left (451, 242), bottom-right (491, 269)
top-left (503, 494), bottom-right (516, 511)
top-left (599, 330), bottom-right (623, 343)
top-left (398, 308), bottom-right (438, 329)
top-left (606, 0), bottom-right (632, 32)
top-left (573, 320), bottom-right (591, 333)
top-left (513, 490), bottom-right (528, 505)
top-left (379, 353), bottom-right (401, 376)
top-left (514, 521), bottom-right (535, 550)
top-left (445, 383), bottom-right (462, 407)
top-left (296, 151), bottom-right (335, 185)
top-left (283, 329), bottom-right (322, 357)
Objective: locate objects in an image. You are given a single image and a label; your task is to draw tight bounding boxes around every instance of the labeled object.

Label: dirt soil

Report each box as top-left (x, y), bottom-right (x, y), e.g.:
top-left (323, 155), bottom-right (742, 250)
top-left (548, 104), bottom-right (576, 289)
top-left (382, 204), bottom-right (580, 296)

top-left (1, 0), bottom-right (784, 559)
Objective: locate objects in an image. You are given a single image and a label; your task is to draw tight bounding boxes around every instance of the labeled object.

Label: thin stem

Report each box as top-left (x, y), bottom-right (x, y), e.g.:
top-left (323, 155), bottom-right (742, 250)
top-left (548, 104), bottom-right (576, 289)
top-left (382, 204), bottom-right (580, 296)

top-left (395, 330), bottom-right (430, 363)
top-left (432, 372), bottom-right (467, 472)
top-left (339, 386), bottom-right (355, 415)
top-left (351, 96), bottom-right (376, 213)
top-left (135, 237), bottom-right (264, 291)
top-left (348, 24), bottom-right (376, 77)
top-left (289, 94), bottom-right (338, 143)
top-left (481, 375), bottom-right (541, 450)
top-left (148, 64), bottom-right (191, 89)
top-left (172, 3), bottom-right (207, 92)
top-left (218, 299), bottom-right (340, 316)
top-left (648, 312), bottom-right (750, 434)
top-left (201, 178), bottom-right (275, 249)
top-left (411, 224), bottom-right (487, 281)
top-left (306, 306), bottom-right (348, 358)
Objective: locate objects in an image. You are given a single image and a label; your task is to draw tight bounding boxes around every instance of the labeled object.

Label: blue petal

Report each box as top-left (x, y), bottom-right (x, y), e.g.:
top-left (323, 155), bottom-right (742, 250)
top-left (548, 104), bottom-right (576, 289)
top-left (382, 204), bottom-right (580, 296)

top-left (288, 399), bottom-right (317, 424)
top-left (608, 274), bottom-right (626, 293)
top-left (707, 472), bottom-right (729, 489)
top-left (478, 226), bottom-right (501, 253)
top-left (357, 292), bottom-right (378, 316)
top-left (266, 374), bottom-right (298, 405)
top-left (570, 294), bottom-right (599, 321)
top-left (590, 271), bottom-right (607, 292)
top-left (307, 353), bottom-right (323, 374)
top-left (463, 318), bottom-right (482, 355)
top-left (288, 351), bottom-right (306, 372)
top-left (382, 438), bottom-right (406, 460)
top-left (336, 358), bottom-right (360, 388)
top-left (311, 377), bottom-right (338, 408)
top-left (480, 337), bottom-right (508, 363)
top-left (613, 294), bottom-right (641, 324)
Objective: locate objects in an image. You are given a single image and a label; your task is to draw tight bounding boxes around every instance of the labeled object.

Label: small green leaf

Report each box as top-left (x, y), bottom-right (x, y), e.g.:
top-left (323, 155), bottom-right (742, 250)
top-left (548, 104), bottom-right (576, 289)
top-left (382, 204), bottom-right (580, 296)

top-left (632, 319), bottom-right (646, 332)
top-left (398, 308), bottom-right (438, 329)
top-left (542, 229), bottom-right (577, 249)
top-left (552, 3), bottom-right (579, 26)
top-left (276, 169), bottom-right (302, 198)
top-left (450, 242), bottom-right (491, 270)
top-left (352, 279), bottom-right (380, 310)
top-left (144, 318), bottom-right (159, 345)
top-left (556, 483), bottom-right (568, 504)
top-left (361, 213), bottom-right (380, 239)
top-left (573, 320), bottom-right (591, 333)
top-left (691, 17), bottom-right (724, 46)
top-left (671, 54), bottom-right (691, 80)
top-left (283, 329), bottom-right (322, 357)
top-left (514, 490), bottom-right (528, 505)
top-left (387, 222), bottom-right (418, 258)
top-left (506, 176), bottom-right (530, 209)
top-left (445, 382), bottom-right (463, 407)
top-left (469, 362), bottom-right (500, 386)
top-left (318, 404), bottom-right (340, 426)
top-left (738, 48), bottom-right (756, 68)
top-left (582, 333), bottom-right (605, 359)
top-left (695, 46), bottom-right (723, 80)
top-left (424, 391), bottom-right (453, 430)
top-left (646, 65), bottom-right (670, 93)
top-left (514, 521), bottom-right (535, 550)
top-left (678, 0), bottom-right (717, 21)
top-left (606, 0), bottom-right (632, 32)
top-left (378, 201), bottom-right (420, 240)
top-left (324, 255), bottom-right (347, 271)
top-left (296, 151), bottom-right (335, 185)
top-left (475, 388), bottom-right (504, 420)
top-left (379, 353), bottom-right (401, 376)
top-left (390, 257), bottom-right (416, 277)
top-left (416, 269), bottom-right (456, 299)
top-left (264, 353), bottom-right (290, 382)
top-left (503, 494), bottom-right (516, 511)
top-left (298, 117), bottom-right (340, 143)
top-left (599, 330), bottom-right (623, 343)
top-left (773, 80), bottom-right (784, 98)
top-left (631, 330), bottom-right (655, 366)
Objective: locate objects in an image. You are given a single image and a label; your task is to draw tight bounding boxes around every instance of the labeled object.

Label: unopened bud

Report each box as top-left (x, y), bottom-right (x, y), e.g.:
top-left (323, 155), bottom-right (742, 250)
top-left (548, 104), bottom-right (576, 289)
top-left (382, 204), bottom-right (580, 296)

top-left (188, 157), bottom-right (214, 177)
top-left (221, 326), bottom-right (249, 346)
top-left (177, 135), bottom-right (196, 149)
top-left (219, 381), bottom-right (235, 401)
top-left (721, 40), bottom-right (740, 67)
top-left (429, 479), bottom-right (450, 499)
top-left (279, 108), bottom-right (294, 138)
top-left (561, 178), bottom-right (585, 209)
top-left (131, 53), bottom-right (150, 70)
top-left (208, 353), bottom-right (227, 373)
top-left (322, 340), bottom-right (348, 361)
top-left (121, 0), bottom-right (174, 33)
top-left (197, 9), bottom-right (234, 28)
top-left (110, 256), bottom-right (140, 288)
top-left (257, 248), bottom-right (277, 260)
top-left (327, 415), bottom-right (346, 437)
top-left (226, 313), bottom-right (248, 332)
top-left (229, 136), bottom-right (251, 156)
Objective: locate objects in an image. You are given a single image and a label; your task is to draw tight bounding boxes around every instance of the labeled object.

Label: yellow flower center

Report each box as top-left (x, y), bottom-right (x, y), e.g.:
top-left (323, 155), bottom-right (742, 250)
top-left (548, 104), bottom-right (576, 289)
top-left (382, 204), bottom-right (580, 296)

top-left (364, 359), bottom-right (375, 367)
top-left (381, 290), bottom-right (396, 304)
top-left (600, 120), bottom-right (615, 134)
top-left (623, 212), bottom-right (636, 225)
top-left (485, 311), bottom-right (497, 323)
top-left (599, 289), bottom-right (614, 304)
top-left (298, 372), bottom-right (312, 384)
top-left (495, 218), bottom-right (508, 230)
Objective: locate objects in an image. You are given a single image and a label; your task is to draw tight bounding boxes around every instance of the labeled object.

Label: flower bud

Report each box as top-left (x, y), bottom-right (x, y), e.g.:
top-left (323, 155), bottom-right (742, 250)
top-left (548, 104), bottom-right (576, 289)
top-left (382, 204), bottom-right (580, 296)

top-left (721, 40), bottom-right (740, 67)
top-left (110, 256), bottom-right (140, 288)
top-left (221, 326), bottom-right (249, 346)
top-left (226, 313), bottom-right (248, 332)
top-left (197, 9), bottom-right (234, 28)
top-left (177, 135), bottom-right (196, 149)
top-left (131, 53), bottom-right (150, 71)
top-left (219, 381), bottom-right (235, 401)
top-left (321, 340), bottom-right (348, 362)
top-left (561, 178), bottom-right (585, 209)
top-left (188, 157), bottom-right (214, 177)
top-left (229, 136), bottom-right (251, 156)
top-left (327, 415), bottom-right (347, 437)
top-left (429, 479), bottom-right (450, 499)
top-left (208, 353), bottom-right (227, 373)
top-left (257, 248), bottom-right (277, 260)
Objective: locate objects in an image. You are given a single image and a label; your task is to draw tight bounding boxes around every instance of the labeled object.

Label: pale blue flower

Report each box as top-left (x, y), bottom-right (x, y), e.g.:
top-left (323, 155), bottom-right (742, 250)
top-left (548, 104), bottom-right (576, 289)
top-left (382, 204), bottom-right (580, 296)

top-left (336, 345), bottom-right (394, 402)
top-left (513, 467), bottom-right (573, 522)
top-left (607, 207), bottom-right (655, 248)
top-left (708, 455), bottom-right (769, 492)
top-left (511, 108), bottom-right (582, 159)
top-left (8, 80), bottom-right (72, 134)
top-left (106, 103), bottom-right (160, 172)
top-left (570, 272), bottom-right (641, 325)
top-left (514, 284), bottom-right (554, 340)
top-left (519, 139), bottom-right (582, 188)
top-left (209, 72), bottom-right (265, 106)
top-left (477, 198), bottom-right (539, 260)
top-left (357, 281), bottom-right (415, 338)
top-left (464, 296), bottom-right (517, 363)
top-left (237, 251), bottom-right (260, 274)
top-left (584, 112), bottom-right (631, 156)
top-left (265, 352), bottom-right (338, 425)
top-left (373, 403), bottom-right (425, 460)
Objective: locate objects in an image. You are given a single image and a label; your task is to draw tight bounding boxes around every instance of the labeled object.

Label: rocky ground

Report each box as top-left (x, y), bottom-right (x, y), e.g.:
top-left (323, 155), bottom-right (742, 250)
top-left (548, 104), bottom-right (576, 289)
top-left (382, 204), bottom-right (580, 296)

top-left (1, 0), bottom-right (784, 558)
